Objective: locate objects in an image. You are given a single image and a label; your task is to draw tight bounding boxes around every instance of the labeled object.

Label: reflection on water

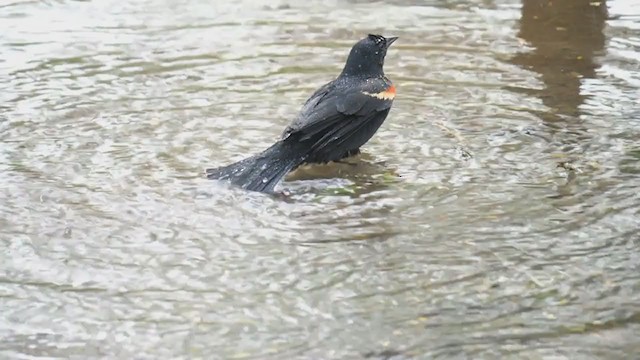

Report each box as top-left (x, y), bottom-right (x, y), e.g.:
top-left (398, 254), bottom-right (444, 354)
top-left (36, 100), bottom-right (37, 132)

top-left (511, 0), bottom-right (608, 118)
top-left (1, 0), bottom-right (639, 359)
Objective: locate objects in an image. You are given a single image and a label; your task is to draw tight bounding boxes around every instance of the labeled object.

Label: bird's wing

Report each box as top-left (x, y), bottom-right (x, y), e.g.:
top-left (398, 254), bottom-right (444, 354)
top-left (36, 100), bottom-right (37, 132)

top-left (282, 81), bottom-right (335, 138)
top-left (336, 81), bottom-right (395, 115)
top-left (287, 78), bottom-right (395, 141)
top-left (309, 107), bottom-right (391, 153)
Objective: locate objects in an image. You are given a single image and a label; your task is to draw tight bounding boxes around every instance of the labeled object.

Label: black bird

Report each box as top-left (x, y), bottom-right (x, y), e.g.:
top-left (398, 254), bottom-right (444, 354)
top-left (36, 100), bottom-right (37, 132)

top-left (206, 34), bottom-right (398, 192)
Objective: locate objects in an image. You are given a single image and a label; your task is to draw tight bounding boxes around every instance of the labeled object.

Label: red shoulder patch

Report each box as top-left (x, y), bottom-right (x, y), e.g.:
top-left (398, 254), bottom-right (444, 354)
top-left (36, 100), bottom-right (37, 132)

top-left (386, 85), bottom-right (396, 95)
top-left (362, 84), bottom-right (396, 100)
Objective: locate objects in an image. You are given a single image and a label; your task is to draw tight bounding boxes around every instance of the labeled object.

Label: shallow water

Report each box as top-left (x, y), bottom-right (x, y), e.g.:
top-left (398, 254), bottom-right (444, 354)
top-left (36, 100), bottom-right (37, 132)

top-left (1, 0), bottom-right (639, 359)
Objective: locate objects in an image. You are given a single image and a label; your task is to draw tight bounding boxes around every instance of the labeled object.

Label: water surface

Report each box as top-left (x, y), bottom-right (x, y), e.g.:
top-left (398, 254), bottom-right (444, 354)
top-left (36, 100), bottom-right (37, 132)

top-left (1, 0), bottom-right (639, 358)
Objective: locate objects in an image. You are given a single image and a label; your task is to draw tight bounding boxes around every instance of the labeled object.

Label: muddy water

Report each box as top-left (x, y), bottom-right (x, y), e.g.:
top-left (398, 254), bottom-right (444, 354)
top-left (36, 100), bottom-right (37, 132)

top-left (1, 0), bottom-right (639, 359)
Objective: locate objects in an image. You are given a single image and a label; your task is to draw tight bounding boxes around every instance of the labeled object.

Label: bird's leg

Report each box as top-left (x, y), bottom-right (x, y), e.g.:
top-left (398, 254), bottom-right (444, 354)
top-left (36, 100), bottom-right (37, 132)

top-left (344, 148), bottom-right (361, 158)
top-left (334, 148), bottom-right (361, 166)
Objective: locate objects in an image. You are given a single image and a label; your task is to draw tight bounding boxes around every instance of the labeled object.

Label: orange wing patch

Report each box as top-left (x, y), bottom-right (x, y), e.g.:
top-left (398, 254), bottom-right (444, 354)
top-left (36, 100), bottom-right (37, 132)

top-left (362, 85), bottom-right (396, 100)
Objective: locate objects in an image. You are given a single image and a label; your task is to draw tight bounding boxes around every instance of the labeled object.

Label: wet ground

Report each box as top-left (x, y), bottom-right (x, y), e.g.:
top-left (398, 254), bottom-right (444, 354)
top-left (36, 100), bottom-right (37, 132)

top-left (1, 0), bottom-right (639, 358)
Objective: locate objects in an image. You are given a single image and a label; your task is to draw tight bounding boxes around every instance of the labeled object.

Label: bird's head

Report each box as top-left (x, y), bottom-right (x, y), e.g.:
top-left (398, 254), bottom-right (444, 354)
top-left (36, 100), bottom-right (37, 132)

top-left (341, 34), bottom-right (398, 78)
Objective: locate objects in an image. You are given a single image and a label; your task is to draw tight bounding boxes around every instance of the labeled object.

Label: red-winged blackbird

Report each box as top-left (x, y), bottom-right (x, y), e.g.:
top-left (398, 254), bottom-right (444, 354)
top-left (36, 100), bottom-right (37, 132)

top-left (206, 34), bottom-right (398, 192)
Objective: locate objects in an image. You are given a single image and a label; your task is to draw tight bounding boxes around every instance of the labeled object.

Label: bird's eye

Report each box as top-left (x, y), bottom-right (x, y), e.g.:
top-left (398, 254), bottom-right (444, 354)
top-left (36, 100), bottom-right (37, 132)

top-left (368, 34), bottom-right (385, 46)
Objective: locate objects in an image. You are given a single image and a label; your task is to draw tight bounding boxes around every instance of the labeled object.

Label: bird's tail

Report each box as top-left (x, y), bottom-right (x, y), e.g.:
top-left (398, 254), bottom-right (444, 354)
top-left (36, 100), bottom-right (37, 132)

top-left (205, 140), bottom-right (306, 193)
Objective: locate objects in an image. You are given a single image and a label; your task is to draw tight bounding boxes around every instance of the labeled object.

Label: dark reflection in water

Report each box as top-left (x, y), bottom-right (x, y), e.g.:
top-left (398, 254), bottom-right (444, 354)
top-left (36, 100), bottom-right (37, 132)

top-left (510, 0), bottom-right (608, 119)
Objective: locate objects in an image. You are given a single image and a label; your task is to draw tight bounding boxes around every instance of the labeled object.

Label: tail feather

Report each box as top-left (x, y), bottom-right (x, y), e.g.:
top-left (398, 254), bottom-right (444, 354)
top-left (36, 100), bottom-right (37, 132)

top-left (206, 140), bottom-right (305, 193)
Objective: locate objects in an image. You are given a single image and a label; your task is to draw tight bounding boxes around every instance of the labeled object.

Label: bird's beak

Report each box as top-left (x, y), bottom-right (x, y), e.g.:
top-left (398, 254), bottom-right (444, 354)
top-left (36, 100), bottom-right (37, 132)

top-left (385, 37), bottom-right (399, 48)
